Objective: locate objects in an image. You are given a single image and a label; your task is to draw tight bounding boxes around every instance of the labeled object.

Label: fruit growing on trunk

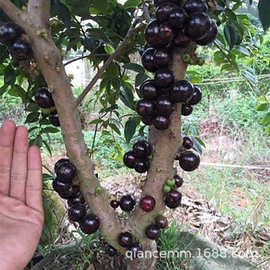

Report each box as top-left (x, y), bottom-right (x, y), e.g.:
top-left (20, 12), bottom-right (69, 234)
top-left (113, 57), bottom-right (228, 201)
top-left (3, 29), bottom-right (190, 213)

top-left (140, 196), bottom-right (156, 212)
top-left (120, 195), bottom-right (136, 212)
top-left (11, 39), bottom-right (32, 60)
top-left (68, 203), bottom-right (86, 222)
top-left (0, 23), bottom-right (22, 45)
top-left (145, 224), bottom-right (161, 240)
top-left (182, 136), bottom-right (193, 149)
top-left (187, 86), bottom-right (202, 105)
top-left (179, 151), bottom-right (200, 171)
top-left (181, 104), bottom-right (193, 116)
top-left (80, 214), bottom-right (100, 234)
top-left (165, 189), bottom-right (182, 208)
top-left (118, 232), bottom-right (133, 248)
top-left (170, 80), bottom-right (194, 103)
top-left (35, 87), bottom-right (55, 108)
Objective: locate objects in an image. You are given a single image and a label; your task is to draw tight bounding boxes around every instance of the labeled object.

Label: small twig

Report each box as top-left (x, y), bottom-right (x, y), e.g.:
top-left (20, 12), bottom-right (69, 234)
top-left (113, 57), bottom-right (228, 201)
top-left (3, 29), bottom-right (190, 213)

top-left (75, 23), bottom-right (144, 106)
top-left (64, 54), bottom-right (107, 66)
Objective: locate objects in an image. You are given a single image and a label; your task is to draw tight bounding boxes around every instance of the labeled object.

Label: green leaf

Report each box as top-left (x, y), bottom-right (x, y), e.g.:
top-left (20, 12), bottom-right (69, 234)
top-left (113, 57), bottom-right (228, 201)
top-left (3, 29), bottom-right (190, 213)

top-left (224, 24), bottom-right (240, 49)
top-left (256, 103), bottom-right (269, 111)
top-left (25, 112), bottom-right (40, 123)
top-left (43, 140), bottom-right (52, 156)
top-left (42, 127), bottom-right (60, 133)
top-left (53, 0), bottom-right (71, 28)
top-left (123, 63), bottom-right (145, 73)
top-left (124, 0), bottom-right (140, 9)
top-left (260, 112), bottom-right (270, 125)
top-left (104, 43), bottom-right (115, 54)
top-left (42, 173), bottom-right (54, 182)
top-left (135, 72), bottom-right (149, 87)
top-left (8, 85), bottom-right (28, 102)
top-left (120, 85), bottom-right (135, 110)
top-left (4, 66), bottom-right (16, 86)
top-left (109, 123), bottom-right (121, 135)
top-left (124, 118), bottom-right (137, 143)
top-left (258, 0), bottom-right (270, 31)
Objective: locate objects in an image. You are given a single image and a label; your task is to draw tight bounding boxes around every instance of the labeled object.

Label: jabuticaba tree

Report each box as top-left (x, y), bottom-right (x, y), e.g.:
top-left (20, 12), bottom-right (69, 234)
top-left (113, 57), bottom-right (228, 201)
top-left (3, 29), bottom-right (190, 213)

top-left (0, 0), bottom-right (267, 269)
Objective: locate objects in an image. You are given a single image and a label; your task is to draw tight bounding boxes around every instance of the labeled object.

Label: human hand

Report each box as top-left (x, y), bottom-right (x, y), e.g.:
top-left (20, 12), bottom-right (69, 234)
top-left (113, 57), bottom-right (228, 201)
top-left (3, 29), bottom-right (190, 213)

top-left (0, 120), bottom-right (44, 270)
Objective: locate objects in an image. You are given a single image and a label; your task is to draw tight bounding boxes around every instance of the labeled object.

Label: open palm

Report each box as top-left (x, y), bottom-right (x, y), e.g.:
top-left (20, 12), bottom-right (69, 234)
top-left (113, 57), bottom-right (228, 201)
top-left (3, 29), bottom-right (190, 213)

top-left (0, 120), bottom-right (44, 270)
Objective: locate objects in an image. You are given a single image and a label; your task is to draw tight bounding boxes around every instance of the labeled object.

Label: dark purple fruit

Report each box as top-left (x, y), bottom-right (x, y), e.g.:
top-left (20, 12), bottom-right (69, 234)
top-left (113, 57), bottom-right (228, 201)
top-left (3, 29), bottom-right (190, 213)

top-left (68, 203), bottom-right (86, 222)
top-left (123, 151), bottom-right (136, 168)
top-left (155, 69), bottom-right (174, 88)
top-left (145, 20), bottom-right (174, 48)
top-left (128, 243), bottom-right (142, 259)
top-left (197, 21), bottom-right (218, 46)
top-left (105, 245), bottom-right (117, 256)
top-left (170, 80), bottom-right (194, 103)
top-left (68, 193), bottom-right (85, 207)
top-left (119, 194), bottom-right (136, 212)
top-left (35, 87), bottom-right (55, 109)
top-left (11, 39), bottom-right (32, 60)
top-left (145, 20), bottom-right (160, 48)
top-left (168, 8), bottom-right (188, 29)
top-left (156, 96), bottom-right (173, 117)
top-left (159, 23), bottom-right (174, 46)
top-left (153, 115), bottom-right (170, 130)
top-left (181, 104), bottom-right (193, 116)
top-left (174, 175), bottom-right (184, 187)
top-left (140, 80), bottom-right (158, 100)
top-left (118, 232), bottom-right (133, 248)
top-left (165, 189), bottom-right (182, 209)
top-left (0, 23), bottom-right (22, 45)
top-left (134, 159), bottom-right (150, 173)
top-left (140, 195), bottom-right (156, 212)
top-left (110, 200), bottom-right (120, 209)
top-left (141, 115), bottom-right (153, 125)
top-left (156, 3), bottom-right (178, 23)
top-left (187, 86), bottom-right (202, 105)
top-left (186, 13), bottom-right (211, 41)
top-left (49, 112), bottom-right (60, 127)
top-left (133, 140), bottom-right (152, 158)
top-left (184, 0), bottom-right (208, 15)
top-left (173, 29), bottom-right (191, 48)
top-left (141, 48), bottom-right (157, 72)
top-left (145, 224), bottom-right (161, 240)
top-left (54, 158), bottom-right (69, 172)
top-left (179, 151), bottom-right (200, 171)
top-left (153, 49), bottom-right (171, 68)
top-left (52, 178), bottom-right (73, 199)
top-left (182, 136), bottom-right (193, 149)
top-left (154, 0), bottom-right (178, 7)
top-left (136, 99), bottom-right (155, 117)
top-left (155, 215), bottom-right (168, 229)
top-left (80, 213), bottom-right (100, 234)
top-left (55, 161), bottom-right (76, 182)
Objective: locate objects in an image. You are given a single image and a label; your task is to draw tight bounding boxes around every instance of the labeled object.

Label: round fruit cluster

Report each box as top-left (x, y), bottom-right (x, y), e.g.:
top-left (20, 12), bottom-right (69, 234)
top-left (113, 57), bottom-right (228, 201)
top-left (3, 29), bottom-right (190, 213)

top-left (110, 194), bottom-right (136, 212)
top-left (52, 158), bottom-right (100, 235)
top-left (136, 0), bottom-right (215, 129)
top-left (0, 22), bottom-right (32, 61)
top-left (35, 87), bottom-right (60, 127)
top-left (123, 140), bottom-right (152, 173)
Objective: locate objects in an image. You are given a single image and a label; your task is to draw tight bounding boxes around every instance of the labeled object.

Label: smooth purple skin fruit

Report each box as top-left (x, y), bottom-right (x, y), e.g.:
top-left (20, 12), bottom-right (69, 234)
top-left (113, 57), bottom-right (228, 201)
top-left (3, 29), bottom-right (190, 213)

top-left (123, 151), bottom-right (136, 168)
top-left (181, 104), bottom-right (193, 116)
top-left (80, 214), bottom-right (100, 234)
top-left (196, 21), bottom-right (218, 46)
top-left (186, 13), bottom-right (211, 41)
top-left (145, 224), bottom-right (161, 240)
top-left (179, 151), bottom-right (200, 171)
top-left (153, 115), bottom-right (170, 130)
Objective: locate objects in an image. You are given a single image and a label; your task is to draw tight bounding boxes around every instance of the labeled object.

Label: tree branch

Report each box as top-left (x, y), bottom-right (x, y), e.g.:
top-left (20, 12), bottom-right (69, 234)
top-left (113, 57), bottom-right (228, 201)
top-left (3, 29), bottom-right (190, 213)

top-left (0, 0), bottom-right (125, 253)
top-left (27, 0), bottom-right (50, 29)
top-left (75, 23), bottom-right (144, 106)
top-left (130, 52), bottom-right (187, 240)
top-left (0, 0), bottom-right (26, 27)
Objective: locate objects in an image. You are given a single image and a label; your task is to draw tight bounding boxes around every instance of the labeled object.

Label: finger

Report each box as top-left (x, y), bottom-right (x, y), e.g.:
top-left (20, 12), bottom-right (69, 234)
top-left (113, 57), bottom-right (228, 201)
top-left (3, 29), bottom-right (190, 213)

top-left (26, 146), bottom-right (43, 213)
top-left (10, 126), bottom-right (28, 202)
top-left (0, 120), bottom-right (16, 195)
